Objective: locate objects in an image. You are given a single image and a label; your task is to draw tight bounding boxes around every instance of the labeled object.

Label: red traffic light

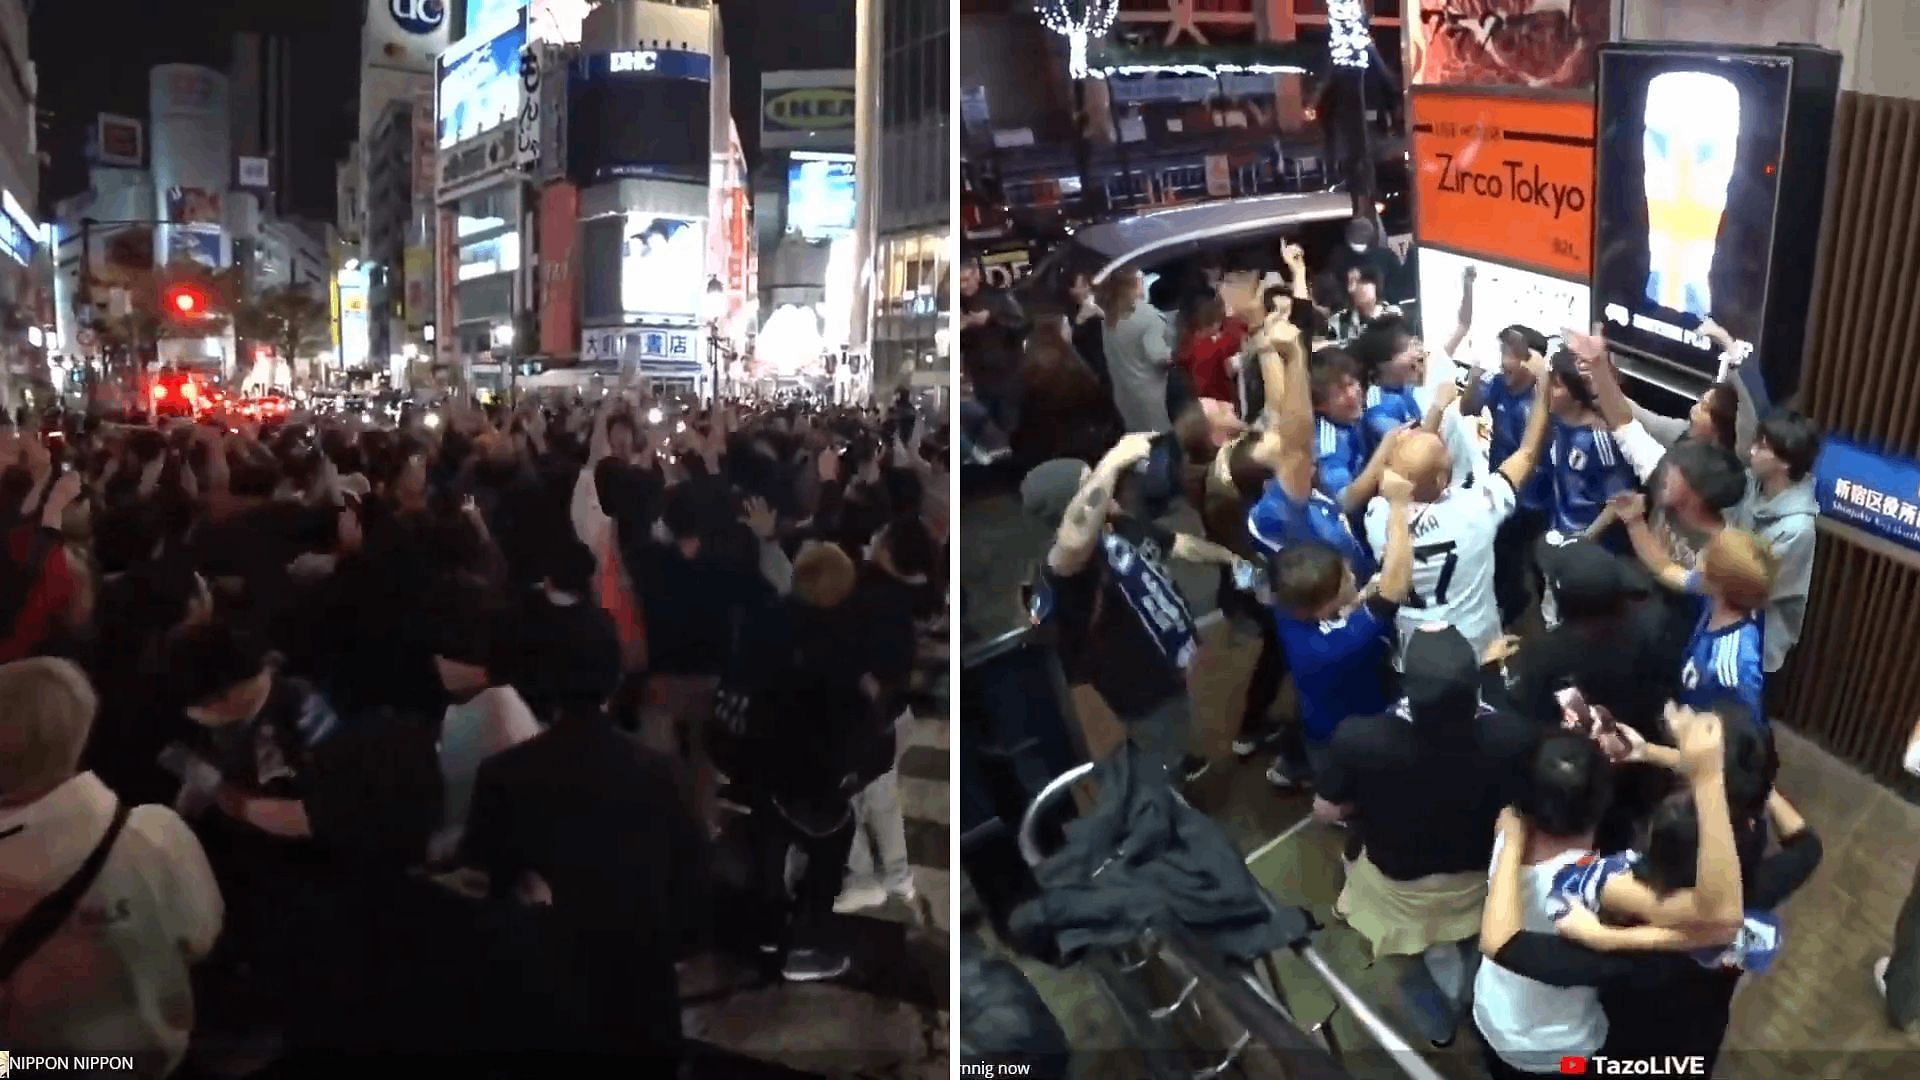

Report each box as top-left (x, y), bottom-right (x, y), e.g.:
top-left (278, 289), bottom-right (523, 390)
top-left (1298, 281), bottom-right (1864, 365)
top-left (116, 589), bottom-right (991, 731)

top-left (164, 284), bottom-right (208, 316)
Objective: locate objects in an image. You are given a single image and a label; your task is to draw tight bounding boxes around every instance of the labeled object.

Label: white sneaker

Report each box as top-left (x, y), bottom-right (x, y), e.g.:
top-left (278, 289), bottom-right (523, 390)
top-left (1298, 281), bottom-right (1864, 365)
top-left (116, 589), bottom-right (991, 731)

top-left (888, 880), bottom-right (918, 904)
top-left (833, 883), bottom-right (888, 914)
top-left (1875, 956), bottom-right (1892, 1002)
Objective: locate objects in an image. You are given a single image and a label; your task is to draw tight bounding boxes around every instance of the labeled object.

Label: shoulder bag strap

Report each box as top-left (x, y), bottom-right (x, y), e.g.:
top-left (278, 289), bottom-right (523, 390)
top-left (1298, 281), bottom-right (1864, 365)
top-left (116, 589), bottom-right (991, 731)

top-left (0, 800), bottom-right (132, 983)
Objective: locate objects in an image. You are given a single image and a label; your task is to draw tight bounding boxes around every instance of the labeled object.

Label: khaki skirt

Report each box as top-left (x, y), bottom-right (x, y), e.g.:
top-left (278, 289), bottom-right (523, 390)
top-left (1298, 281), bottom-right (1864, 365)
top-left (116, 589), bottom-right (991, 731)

top-left (1335, 854), bottom-right (1486, 960)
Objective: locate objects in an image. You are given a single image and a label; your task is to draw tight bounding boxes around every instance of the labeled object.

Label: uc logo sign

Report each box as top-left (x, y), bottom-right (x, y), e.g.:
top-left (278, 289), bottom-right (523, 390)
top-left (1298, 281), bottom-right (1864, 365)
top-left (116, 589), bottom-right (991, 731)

top-left (391, 0), bottom-right (445, 35)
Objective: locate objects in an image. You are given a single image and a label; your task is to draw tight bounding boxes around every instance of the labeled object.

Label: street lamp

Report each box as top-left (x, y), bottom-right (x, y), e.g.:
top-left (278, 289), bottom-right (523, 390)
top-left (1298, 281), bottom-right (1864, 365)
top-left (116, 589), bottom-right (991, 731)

top-left (702, 277), bottom-right (728, 405)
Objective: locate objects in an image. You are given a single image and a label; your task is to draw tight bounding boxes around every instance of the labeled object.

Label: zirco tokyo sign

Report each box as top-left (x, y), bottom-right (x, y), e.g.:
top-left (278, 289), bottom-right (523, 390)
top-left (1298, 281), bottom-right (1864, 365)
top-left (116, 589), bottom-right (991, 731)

top-left (391, 0), bottom-right (446, 34)
top-left (1411, 93), bottom-right (1596, 280)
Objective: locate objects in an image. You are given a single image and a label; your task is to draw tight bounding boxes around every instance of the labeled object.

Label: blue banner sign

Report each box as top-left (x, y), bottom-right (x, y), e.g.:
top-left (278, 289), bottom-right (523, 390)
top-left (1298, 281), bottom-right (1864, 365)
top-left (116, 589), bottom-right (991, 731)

top-left (1813, 437), bottom-right (1920, 553)
top-left (580, 49), bottom-right (712, 82)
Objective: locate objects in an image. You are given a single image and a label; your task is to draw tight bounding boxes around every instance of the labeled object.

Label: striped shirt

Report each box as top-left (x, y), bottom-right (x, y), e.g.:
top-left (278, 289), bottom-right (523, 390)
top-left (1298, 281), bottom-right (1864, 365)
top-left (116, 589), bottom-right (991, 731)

top-left (1329, 301), bottom-right (1402, 347)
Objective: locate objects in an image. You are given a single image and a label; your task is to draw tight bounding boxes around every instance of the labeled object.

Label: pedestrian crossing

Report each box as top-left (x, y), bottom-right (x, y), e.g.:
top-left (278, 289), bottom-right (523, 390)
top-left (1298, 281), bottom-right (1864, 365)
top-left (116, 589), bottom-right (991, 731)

top-left (681, 699), bottom-right (950, 1077)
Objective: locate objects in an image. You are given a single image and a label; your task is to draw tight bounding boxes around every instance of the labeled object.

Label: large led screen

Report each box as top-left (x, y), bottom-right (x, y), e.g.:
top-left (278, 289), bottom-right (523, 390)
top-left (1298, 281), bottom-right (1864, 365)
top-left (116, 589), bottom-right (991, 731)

top-left (1410, 1), bottom-right (1611, 90)
top-left (788, 155), bottom-right (855, 238)
top-left (1419, 247), bottom-right (1590, 384)
top-left (438, 15), bottom-right (526, 148)
top-left (579, 214), bottom-right (707, 325)
top-left (568, 51), bottom-right (712, 184)
top-left (1593, 49), bottom-right (1792, 378)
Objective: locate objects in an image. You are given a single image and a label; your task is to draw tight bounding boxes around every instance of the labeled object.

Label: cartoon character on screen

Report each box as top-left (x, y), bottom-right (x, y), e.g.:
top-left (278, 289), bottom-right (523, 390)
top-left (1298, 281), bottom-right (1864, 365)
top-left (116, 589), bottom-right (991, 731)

top-left (1642, 71), bottom-right (1741, 319)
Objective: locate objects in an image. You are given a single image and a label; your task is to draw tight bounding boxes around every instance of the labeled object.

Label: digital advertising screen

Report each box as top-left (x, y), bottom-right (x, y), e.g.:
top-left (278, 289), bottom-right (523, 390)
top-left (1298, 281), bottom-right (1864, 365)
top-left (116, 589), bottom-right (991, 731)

top-left (1593, 48), bottom-right (1793, 378)
top-left (1410, 0), bottom-right (1612, 91)
top-left (437, 14), bottom-right (526, 148)
top-left (1418, 246), bottom-right (1590, 378)
top-left (787, 154), bottom-right (855, 238)
top-left (567, 50), bottom-right (712, 184)
top-left (578, 213), bottom-right (708, 325)
top-left (463, 0), bottom-right (524, 36)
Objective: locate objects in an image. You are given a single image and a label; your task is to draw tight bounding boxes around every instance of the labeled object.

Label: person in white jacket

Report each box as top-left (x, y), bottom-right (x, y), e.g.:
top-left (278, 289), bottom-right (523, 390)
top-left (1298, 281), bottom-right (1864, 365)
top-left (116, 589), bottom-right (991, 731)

top-left (0, 658), bottom-right (222, 1077)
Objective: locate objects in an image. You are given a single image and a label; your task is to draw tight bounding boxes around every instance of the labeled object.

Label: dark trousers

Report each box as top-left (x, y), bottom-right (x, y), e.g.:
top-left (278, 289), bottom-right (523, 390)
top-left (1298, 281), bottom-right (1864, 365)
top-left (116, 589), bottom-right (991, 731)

top-left (1223, 574), bottom-right (1288, 741)
top-left (750, 796), bottom-right (858, 957)
top-left (1887, 857), bottom-right (1920, 1027)
top-left (1493, 506), bottom-right (1548, 629)
top-left (1480, 1041), bottom-right (1557, 1079)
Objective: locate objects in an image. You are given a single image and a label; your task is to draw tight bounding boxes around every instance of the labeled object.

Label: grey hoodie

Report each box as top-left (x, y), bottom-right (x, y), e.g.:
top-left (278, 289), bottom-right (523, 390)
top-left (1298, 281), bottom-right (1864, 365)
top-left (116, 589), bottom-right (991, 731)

top-left (1735, 475), bottom-right (1819, 673)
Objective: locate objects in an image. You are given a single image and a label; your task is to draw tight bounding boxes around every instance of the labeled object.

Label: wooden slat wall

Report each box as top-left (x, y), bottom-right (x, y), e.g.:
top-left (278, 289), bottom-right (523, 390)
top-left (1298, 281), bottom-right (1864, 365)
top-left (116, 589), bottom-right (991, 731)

top-left (1781, 91), bottom-right (1920, 780)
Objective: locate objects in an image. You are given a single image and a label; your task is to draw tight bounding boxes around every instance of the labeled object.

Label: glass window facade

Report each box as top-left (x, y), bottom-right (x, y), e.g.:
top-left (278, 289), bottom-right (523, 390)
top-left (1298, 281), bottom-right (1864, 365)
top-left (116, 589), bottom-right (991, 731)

top-left (868, 0), bottom-right (951, 393)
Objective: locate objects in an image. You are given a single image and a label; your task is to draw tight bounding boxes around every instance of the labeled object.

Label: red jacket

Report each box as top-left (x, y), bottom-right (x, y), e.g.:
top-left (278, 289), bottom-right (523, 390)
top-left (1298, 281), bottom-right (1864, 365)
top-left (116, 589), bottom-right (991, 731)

top-left (1178, 319), bottom-right (1246, 404)
top-left (0, 524), bottom-right (75, 664)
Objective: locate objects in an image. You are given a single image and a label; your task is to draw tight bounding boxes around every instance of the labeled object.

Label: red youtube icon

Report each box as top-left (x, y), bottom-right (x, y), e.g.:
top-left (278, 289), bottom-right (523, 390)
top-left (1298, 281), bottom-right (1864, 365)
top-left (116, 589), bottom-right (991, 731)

top-left (1560, 1057), bottom-right (1589, 1075)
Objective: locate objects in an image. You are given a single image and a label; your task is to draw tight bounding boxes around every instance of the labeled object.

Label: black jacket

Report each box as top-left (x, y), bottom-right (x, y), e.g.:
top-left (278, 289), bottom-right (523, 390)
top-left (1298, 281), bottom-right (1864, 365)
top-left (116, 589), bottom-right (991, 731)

top-left (731, 598), bottom-right (875, 827)
top-left (1009, 741), bottom-right (1302, 964)
top-left (460, 716), bottom-right (707, 1056)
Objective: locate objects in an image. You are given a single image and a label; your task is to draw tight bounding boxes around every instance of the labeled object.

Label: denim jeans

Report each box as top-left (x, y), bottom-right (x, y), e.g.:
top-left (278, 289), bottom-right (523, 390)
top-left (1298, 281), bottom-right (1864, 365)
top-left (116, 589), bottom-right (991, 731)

top-left (1398, 937), bottom-right (1480, 1044)
top-left (847, 767), bottom-right (913, 894)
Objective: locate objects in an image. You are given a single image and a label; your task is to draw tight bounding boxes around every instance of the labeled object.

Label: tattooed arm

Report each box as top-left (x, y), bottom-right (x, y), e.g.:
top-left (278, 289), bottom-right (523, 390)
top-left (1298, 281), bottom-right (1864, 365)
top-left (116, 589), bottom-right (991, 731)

top-left (1047, 433), bottom-right (1158, 578)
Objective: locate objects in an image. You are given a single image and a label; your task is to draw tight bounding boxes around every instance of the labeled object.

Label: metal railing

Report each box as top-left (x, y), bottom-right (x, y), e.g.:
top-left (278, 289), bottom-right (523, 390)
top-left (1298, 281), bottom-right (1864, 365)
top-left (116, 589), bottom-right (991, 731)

top-left (1017, 763), bottom-right (1449, 1080)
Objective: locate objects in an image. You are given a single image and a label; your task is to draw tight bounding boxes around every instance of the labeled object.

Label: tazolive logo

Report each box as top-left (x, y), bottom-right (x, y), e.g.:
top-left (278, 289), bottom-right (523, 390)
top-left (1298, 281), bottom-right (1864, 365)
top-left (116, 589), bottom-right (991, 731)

top-left (1562, 1056), bottom-right (1707, 1076)
top-left (390, 0), bottom-right (445, 35)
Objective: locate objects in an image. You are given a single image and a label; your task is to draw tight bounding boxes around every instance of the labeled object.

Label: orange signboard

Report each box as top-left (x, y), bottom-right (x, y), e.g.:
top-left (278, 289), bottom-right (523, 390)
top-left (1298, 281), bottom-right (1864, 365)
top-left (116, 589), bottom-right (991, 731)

top-left (1411, 93), bottom-right (1595, 280)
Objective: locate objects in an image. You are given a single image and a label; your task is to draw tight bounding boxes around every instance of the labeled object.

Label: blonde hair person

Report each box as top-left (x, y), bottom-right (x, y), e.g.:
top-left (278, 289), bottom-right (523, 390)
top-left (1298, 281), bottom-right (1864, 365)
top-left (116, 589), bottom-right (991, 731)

top-left (0, 656), bottom-right (96, 798)
top-left (792, 540), bottom-right (858, 609)
top-left (0, 658), bottom-right (224, 1076)
top-left (1698, 528), bottom-right (1778, 615)
top-left (1618, 497), bottom-right (1777, 721)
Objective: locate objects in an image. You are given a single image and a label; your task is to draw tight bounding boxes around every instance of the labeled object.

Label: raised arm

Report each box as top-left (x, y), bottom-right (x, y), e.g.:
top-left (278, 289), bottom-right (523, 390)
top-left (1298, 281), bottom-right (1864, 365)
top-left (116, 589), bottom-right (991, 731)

top-left (1260, 312), bottom-right (1316, 503)
top-left (1700, 320), bottom-right (1762, 458)
top-left (1375, 469), bottom-right (1416, 605)
top-left (1442, 265), bottom-right (1475, 359)
top-left (1577, 339), bottom-right (1669, 483)
top-left (1046, 433), bottom-right (1156, 577)
top-left (1283, 243), bottom-right (1311, 303)
top-left (1598, 708), bottom-right (1743, 931)
top-left (1422, 381), bottom-right (1460, 434)
top-left (1496, 351), bottom-right (1552, 492)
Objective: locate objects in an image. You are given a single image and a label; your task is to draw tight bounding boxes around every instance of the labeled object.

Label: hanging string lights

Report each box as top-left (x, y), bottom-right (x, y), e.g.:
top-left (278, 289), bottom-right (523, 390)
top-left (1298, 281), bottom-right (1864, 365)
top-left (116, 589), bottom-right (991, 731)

top-left (1327, 0), bottom-right (1372, 69)
top-left (1036, 0), bottom-right (1122, 80)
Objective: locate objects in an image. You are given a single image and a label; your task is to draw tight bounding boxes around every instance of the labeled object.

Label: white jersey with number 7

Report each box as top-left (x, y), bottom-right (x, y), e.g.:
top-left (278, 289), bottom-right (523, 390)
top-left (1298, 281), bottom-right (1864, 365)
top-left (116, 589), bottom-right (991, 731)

top-left (1364, 472), bottom-right (1518, 665)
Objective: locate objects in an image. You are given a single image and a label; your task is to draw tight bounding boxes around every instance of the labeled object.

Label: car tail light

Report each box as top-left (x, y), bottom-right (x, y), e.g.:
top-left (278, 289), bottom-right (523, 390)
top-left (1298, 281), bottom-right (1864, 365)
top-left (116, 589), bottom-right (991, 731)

top-left (153, 384), bottom-right (169, 400)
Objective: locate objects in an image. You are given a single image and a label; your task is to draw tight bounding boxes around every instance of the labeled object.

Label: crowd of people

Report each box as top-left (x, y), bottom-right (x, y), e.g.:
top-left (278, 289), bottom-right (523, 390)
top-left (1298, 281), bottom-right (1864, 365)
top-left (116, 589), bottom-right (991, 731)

top-left (966, 226), bottom-right (1836, 1073)
top-left (0, 388), bottom-right (947, 1075)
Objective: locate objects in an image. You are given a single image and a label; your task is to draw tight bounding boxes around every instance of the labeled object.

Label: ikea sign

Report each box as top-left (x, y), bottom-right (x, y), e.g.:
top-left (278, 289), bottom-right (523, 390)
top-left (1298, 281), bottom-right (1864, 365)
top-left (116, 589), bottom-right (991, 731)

top-left (764, 88), bottom-right (855, 134)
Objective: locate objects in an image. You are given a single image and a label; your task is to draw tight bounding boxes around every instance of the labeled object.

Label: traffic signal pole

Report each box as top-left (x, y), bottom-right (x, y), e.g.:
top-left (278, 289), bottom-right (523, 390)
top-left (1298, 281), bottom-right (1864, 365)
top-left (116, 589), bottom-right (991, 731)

top-left (73, 216), bottom-right (188, 407)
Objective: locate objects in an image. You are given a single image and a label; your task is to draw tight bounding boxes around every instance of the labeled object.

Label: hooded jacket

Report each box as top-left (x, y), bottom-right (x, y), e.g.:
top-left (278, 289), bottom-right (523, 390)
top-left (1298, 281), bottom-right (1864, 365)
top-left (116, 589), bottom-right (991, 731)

top-left (1736, 475), bottom-right (1818, 674)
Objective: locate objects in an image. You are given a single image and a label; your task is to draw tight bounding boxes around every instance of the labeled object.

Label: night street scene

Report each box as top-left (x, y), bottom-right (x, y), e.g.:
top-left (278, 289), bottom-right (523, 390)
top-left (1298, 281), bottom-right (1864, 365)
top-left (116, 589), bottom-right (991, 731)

top-left (955, 2), bottom-right (1920, 1078)
top-left (0, 0), bottom-right (950, 1076)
